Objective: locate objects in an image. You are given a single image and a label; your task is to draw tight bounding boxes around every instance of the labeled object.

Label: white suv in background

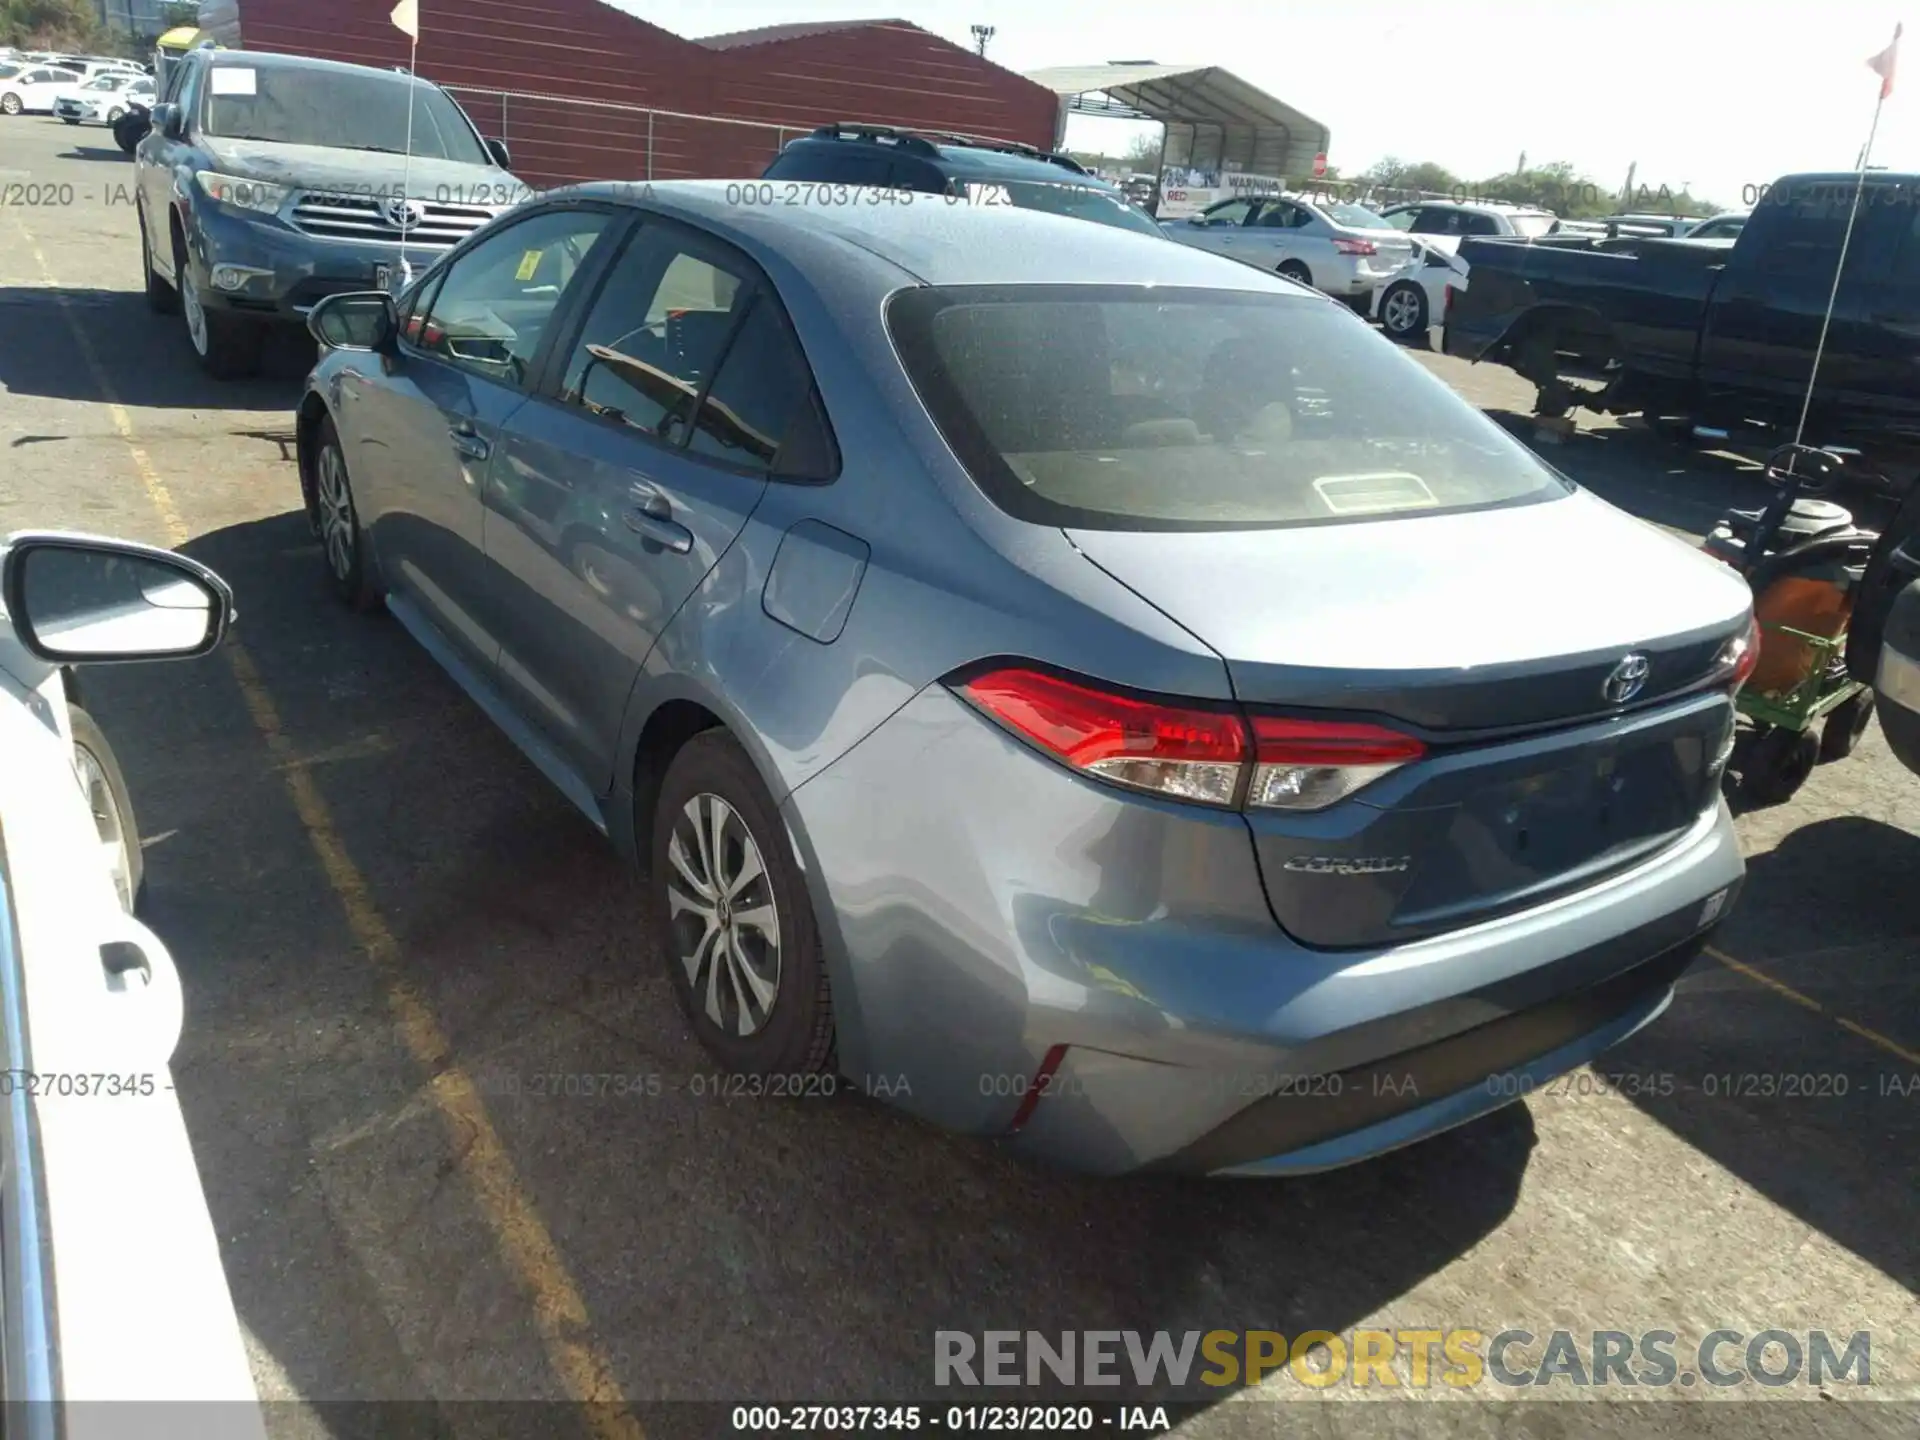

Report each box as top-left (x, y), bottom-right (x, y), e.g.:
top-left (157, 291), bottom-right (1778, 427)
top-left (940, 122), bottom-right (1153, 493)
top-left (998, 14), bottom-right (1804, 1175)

top-left (1378, 200), bottom-right (1560, 251)
top-left (1160, 192), bottom-right (1416, 301)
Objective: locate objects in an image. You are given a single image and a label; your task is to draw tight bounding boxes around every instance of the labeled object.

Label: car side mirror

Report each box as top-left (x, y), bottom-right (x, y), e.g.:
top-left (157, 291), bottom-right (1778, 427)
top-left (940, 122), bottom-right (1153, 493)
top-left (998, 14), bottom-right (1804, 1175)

top-left (149, 102), bottom-right (181, 139)
top-left (1, 533), bottom-right (233, 664)
top-left (307, 291), bottom-right (398, 353)
top-left (485, 137), bottom-right (512, 169)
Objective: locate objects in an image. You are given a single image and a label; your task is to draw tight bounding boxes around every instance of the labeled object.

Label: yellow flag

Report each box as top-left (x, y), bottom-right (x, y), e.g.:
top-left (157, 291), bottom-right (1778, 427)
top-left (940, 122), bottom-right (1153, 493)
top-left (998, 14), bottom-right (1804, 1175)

top-left (391, 0), bottom-right (419, 40)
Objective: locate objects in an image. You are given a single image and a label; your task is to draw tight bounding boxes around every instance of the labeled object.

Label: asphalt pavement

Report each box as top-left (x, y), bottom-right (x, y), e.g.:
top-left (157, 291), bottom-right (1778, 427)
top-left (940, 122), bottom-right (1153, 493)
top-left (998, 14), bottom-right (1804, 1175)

top-left (1, 116), bottom-right (1916, 1438)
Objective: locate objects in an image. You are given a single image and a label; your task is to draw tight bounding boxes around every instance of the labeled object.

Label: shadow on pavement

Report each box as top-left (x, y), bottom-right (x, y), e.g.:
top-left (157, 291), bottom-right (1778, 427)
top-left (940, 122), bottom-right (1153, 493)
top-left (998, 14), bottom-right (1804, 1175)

top-left (1612, 814), bottom-right (1920, 1295)
top-left (0, 284), bottom-right (310, 411)
top-left (58, 146), bottom-right (134, 163)
top-left (80, 507), bottom-right (1537, 1408)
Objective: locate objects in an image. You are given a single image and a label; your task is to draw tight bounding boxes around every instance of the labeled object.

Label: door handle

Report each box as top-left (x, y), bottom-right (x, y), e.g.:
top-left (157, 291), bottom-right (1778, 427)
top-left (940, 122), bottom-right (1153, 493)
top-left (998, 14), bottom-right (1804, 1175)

top-left (623, 507), bottom-right (694, 553)
top-left (448, 423), bottom-right (490, 462)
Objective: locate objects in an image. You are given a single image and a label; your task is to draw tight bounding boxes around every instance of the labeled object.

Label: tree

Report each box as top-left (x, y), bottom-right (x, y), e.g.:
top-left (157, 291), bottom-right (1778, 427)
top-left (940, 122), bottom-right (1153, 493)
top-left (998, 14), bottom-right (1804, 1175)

top-left (0, 0), bottom-right (101, 49)
top-left (159, 0), bottom-right (201, 26)
top-left (1120, 133), bottom-right (1164, 173)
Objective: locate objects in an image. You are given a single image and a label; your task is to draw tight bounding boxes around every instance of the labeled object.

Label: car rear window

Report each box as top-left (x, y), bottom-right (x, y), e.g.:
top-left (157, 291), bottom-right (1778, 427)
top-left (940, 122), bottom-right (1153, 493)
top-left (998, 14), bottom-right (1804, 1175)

top-left (888, 285), bottom-right (1570, 532)
top-left (1323, 201), bottom-right (1387, 229)
top-left (1509, 212), bottom-right (1558, 237)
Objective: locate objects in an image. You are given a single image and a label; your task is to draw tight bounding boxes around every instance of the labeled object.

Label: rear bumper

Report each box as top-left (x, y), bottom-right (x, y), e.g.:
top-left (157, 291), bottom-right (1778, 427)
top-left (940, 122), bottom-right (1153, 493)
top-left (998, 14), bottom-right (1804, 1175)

top-left (784, 684), bottom-right (1745, 1176)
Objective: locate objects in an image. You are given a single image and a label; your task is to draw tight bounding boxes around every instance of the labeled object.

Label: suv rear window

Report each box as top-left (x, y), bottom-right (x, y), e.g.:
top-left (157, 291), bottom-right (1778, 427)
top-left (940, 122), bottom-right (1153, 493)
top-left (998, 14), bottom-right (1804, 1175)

top-left (888, 285), bottom-right (1569, 532)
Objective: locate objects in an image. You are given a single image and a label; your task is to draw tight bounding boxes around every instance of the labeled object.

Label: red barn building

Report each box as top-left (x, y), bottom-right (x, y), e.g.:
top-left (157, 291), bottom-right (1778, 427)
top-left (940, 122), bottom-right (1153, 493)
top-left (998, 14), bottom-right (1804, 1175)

top-left (228, 2), bottom-right (1062, 189)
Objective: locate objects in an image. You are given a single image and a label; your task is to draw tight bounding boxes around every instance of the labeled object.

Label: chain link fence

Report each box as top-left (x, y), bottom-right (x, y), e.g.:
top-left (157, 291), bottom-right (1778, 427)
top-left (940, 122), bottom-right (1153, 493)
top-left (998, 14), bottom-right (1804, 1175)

top-left (445, 87), bottom-right (802, 193)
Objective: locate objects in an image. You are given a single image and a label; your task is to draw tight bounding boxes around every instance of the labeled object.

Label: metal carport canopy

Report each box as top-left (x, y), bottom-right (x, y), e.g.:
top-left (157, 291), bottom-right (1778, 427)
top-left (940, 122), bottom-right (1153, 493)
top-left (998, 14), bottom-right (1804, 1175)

top-left (1024, 62), bottom-right (1330, 179)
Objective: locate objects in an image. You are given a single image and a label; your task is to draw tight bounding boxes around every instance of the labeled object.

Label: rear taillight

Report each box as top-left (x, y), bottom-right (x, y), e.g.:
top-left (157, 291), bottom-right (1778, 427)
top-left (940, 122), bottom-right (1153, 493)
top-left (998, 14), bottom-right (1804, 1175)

top-left (1444, 285), bottom-right (1455, 318)
top-left (956, 668), bottom-right (1246, 806)
top-left (1248, 715), bottom-right (1427, 811)
top-left (1333, 237), bottom-right (1378, 256)
top-left (1713, 616), bottom-right (1763, 693)
top-left (953, 667), bottom-right (1425, 812)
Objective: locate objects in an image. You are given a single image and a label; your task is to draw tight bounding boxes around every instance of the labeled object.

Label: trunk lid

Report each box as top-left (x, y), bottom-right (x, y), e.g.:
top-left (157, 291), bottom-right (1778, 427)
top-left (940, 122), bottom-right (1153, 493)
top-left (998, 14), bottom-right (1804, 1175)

top-left (1070, 490), bottom-right (1749, 948)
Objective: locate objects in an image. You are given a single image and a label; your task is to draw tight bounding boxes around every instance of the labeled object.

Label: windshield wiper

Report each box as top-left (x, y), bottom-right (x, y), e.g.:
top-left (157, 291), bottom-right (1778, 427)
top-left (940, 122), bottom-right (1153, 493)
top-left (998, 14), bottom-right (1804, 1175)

top-left (336, 145), bottom-right (410, 155)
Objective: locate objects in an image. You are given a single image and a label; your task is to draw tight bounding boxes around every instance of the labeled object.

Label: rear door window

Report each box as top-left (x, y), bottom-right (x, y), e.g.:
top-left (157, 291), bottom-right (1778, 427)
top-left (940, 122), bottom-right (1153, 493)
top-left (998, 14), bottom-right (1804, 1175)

top-left (685, 293), bottom-right (837, 477)
top-left (766, 145), bottom-right (894, 186)
top-left (886, 284), bottom-right (1568, 532)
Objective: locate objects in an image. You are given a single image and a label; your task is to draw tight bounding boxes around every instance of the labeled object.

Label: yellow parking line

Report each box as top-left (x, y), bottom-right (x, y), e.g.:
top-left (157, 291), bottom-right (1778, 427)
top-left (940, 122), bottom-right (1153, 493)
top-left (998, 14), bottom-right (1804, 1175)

top-left (1707, 945), bottom-right (1920, 1067)
top-left (11, 218), bottom-right (644, 1439)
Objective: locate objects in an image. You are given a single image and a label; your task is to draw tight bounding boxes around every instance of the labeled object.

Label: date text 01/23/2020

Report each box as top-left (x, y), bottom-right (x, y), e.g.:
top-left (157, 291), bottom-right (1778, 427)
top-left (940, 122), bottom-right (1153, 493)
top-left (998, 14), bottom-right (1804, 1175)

top-left (729, 1405), bottom-right (1174, 1433)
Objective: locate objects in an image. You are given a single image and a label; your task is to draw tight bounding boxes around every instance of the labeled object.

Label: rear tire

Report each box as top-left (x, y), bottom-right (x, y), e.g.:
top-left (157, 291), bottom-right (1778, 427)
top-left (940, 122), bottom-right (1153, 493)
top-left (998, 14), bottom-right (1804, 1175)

top-left (1378, 280), bottom-right (1430, 343)
top-left (652, 731), bottom-right (834, 1077)
top-left (1277, 260), bottom-right (1313, 288)
top-left (1742, 725), bottom-right (1818, 806)
top-left (141, 209), bottom-right (179, 314)
top-left (1818, 689), bottom-right (1875, 762)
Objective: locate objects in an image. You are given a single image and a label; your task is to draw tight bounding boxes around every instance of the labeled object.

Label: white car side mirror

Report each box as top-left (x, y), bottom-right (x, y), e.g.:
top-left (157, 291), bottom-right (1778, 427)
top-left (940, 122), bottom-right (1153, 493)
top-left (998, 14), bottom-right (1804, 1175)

top-left (2, 533), bottom-right (234, 663)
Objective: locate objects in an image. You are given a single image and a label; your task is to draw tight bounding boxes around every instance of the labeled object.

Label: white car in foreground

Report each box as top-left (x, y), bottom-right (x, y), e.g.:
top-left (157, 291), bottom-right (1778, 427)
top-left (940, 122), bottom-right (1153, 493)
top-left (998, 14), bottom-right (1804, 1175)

top-left (0, 532), bottom-right (264, 1429)
top-left (1372, 238), bottom-right (1469, 345)
top-left (0, 64), bottom-right (82, 115)
top-left (53, 72), bottom-right (153, 126)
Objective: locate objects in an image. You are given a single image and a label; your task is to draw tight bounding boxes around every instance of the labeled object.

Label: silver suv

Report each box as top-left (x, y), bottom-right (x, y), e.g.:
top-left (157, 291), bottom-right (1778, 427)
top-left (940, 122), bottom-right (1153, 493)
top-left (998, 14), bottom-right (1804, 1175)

top-left (135, 48), bottom-right (529, 379)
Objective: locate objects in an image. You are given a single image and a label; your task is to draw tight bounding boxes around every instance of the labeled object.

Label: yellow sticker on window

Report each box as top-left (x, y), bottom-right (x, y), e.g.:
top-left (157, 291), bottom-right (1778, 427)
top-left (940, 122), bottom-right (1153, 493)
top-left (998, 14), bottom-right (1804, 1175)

top-left (514, 250), bottom-right (542, 282)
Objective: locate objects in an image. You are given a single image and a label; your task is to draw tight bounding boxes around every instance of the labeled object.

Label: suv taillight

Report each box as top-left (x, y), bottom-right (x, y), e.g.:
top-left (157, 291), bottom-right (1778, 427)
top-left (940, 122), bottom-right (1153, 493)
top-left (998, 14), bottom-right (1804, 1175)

top-left (953, 667), bottom-right (1425, 813)
top-left (1333, 238), bottom-right (1378, 256)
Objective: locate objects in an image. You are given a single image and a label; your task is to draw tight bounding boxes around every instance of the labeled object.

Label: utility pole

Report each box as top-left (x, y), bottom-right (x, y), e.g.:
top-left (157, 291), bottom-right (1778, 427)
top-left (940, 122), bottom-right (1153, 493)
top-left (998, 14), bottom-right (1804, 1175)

top-left (970, 24), bottom-right (995, 58)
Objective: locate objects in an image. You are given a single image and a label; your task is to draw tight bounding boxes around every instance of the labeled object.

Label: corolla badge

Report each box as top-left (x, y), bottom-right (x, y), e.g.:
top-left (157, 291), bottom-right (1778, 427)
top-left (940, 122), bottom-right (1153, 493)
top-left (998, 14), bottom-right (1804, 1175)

top-left (1282, 856), bottom-right (1412, 876)
top-left (1602, 652), bottom-right (1652, 705)
top-left (382, 196), bottom-right (427, 231)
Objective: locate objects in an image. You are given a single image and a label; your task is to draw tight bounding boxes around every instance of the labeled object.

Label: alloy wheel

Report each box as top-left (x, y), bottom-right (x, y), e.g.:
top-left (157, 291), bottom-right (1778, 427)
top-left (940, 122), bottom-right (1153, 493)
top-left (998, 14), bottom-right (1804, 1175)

top-left (665, 792), bottom-right (782, 1037)
top-left (1383, 286), bottom-right (1425, 335)
top-left (316, 444), bottom-right (357, 581)
top-left (181, 264), bottom-right (209, 357)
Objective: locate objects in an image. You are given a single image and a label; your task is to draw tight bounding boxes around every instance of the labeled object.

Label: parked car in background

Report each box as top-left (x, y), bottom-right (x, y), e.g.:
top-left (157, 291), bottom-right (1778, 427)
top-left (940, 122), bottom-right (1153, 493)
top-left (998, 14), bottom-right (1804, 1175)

top-left (1378, 200), bottom-right (1559, 244)
top-left (1593, 212), bottom-right (1710, 238)
top-left (294, 180), bottom-right (1751, 1176)
top-left (1161, 191), bottom-right (1416, 300)
top-left (0, 530), bottom-right (263, 1422)
top-left (1373, 237), bottom-right (1468, 344)
top-left (1447, 171), bottom-right (1920, 479)
top-left (53, 70), bottom-right (153, 126)
top-left (135, 47), bottom-right (524, 379)
top-left (0, 64), bottom-right (82, 115)
top-left (763, 124), bottom-right (1166, 237)
top-left (1683, 211), bottom-right (1748, 240)
top-left (1847, 487), bottom-right (1920, 776)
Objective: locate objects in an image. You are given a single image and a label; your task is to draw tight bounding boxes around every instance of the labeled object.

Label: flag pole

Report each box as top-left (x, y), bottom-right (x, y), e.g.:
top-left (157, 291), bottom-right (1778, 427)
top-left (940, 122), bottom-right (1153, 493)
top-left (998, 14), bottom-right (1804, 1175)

top-left (397, 29), bottom-right (419, 289)
top-left (1794, 23), bottom-right (1901, 452)
top-left (1790, 89), bottom-right (1886, 449)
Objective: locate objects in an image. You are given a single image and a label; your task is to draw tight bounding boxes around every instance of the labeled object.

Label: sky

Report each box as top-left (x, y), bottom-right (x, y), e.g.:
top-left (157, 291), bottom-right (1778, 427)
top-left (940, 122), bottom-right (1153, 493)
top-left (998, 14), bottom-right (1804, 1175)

top-left (608, 0), bottom-right (1914, 209)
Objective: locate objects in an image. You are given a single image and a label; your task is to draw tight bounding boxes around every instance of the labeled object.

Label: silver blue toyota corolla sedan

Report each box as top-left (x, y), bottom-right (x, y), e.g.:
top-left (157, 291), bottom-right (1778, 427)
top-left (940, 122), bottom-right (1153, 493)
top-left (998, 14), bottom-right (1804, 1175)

top-left (294, 180), bottom-right (1757, 1176)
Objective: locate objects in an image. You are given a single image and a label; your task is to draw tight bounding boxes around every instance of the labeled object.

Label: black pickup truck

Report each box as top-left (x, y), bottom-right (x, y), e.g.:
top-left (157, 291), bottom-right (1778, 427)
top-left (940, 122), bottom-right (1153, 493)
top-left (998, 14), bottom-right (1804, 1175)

top-left (1444, 172), bottom-right (1920, 483)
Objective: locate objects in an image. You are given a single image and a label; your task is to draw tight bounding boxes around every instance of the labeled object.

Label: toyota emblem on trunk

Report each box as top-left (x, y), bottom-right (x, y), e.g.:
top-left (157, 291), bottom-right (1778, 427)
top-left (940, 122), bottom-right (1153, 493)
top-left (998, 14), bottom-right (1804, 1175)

top-left (1602, 653), bottom-right (1651, 704)
top-left (383, 196), bottom-right (426, 231)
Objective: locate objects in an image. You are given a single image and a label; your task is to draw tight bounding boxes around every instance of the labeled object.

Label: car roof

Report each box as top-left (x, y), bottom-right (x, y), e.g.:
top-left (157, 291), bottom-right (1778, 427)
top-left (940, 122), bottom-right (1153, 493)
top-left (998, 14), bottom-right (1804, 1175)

top-left (782, 131), bottom-right (1115, 190)
top-left (559, 178), bottom-right (1307, 292)
top-left (202, 48), bottom-right (440, 84)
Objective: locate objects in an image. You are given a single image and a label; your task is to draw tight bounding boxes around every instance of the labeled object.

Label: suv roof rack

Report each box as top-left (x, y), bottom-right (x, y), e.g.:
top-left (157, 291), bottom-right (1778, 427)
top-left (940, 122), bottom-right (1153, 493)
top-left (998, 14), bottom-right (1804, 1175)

top-left (806, 121), bottom-right (1092, 175)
